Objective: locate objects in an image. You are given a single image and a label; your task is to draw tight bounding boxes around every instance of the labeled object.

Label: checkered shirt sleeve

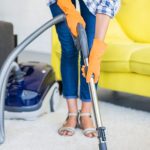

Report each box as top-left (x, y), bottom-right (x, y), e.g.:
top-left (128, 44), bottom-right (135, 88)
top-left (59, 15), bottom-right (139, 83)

top-left (47, 0), bottom-right (121, 18)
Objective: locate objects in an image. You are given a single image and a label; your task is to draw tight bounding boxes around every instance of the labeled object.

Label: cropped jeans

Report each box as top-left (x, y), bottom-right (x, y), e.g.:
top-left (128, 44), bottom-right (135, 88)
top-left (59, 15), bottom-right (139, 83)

top-left (49, 0), bottom-right (96, 102)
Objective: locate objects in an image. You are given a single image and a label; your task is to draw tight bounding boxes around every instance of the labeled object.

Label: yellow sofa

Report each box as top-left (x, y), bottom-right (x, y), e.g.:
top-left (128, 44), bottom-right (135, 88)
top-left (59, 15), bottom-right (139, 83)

top-left (51, 0), bottom-right (150, 97)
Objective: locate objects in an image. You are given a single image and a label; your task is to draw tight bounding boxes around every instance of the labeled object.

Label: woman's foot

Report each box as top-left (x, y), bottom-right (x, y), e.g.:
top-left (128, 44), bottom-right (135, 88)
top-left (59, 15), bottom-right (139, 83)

top-left (58, 112), bottom-right (78, 136)
top-left (79, 102), bottom-right (97, 138)
top-left (79, 112), bottom-right (97, 138)
top-left (58, 98), bottom-right (78, 136)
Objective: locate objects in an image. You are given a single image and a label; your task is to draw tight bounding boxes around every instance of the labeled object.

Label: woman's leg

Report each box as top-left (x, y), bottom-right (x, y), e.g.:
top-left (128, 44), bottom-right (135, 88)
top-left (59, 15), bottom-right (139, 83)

top-left (79, 0), bottom-right (97, 137)
top-left (50, 1), bottom-right (78, 136)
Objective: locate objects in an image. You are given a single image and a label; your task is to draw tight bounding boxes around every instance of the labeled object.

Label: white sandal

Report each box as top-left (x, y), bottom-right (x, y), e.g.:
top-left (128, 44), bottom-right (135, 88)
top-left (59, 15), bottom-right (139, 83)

top-left (58, 112), bottom-right (78, 136)
top-left (78, 112), bottom-right (97, 138)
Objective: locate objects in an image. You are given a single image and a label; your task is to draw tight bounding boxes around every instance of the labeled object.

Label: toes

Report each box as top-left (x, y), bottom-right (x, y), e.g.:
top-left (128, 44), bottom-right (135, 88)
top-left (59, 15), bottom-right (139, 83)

top-left (61, 130), bottom-right (73, 136)
top-left (85, 132), bottom-right (97, 138)
top-left (67, 131), bottom-right (73, 136)
top-left (59, 131), bottom-right (64, 136)
top-left (59, 130), bottom-right (65, 136)
top-left (86, 133), bottom-right (93, 138)
top-left (86, 134), bottom-right (92, 138)
top-left (91, 132), bottom-right (97, 138)
top-left (93, 132), bottom-right (97, 137)
top-left (63, 130), bottom-right (67, 136)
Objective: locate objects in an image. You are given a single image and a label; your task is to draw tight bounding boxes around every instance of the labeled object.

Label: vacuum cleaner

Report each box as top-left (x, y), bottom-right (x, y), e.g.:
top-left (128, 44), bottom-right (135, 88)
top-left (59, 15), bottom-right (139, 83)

top-left (0, 14), bottom-right (107, 150)
top-left (5, 61), bottom-right (60, 120)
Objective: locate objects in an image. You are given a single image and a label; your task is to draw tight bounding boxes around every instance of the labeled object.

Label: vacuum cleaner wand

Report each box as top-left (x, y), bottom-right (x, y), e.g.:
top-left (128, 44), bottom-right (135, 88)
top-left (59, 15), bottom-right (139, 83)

top-left (0, 14), bottom-right (66, 144)
top-left (77, 24), bottom-right (107, 150)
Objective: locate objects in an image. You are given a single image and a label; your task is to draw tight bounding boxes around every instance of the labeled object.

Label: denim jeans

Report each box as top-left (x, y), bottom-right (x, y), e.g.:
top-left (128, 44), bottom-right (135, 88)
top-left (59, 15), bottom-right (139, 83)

top-left (49, 0), bottom-right (96, 102)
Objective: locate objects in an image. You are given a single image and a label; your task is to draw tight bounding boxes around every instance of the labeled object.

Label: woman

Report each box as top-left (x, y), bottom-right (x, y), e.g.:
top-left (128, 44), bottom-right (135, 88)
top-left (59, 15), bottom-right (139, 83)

top-left (48, 0), bottom-right (120, 138)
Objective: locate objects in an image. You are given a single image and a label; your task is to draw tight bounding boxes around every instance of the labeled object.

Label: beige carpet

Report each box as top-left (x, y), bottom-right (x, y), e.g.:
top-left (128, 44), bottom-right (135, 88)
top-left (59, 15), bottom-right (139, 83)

top-left (1, 96), bottom-right (150, 150)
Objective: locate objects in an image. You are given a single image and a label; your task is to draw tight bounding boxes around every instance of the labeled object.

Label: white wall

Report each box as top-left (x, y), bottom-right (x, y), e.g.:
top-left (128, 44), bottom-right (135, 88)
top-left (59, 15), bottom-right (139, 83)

top-left (0, 0), bottom-right (52, 54)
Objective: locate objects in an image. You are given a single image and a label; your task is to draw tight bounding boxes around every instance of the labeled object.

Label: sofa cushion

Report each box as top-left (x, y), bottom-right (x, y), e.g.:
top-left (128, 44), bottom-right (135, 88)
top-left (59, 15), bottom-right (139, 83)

top-left (116, 0), bottom-right (150, 43)
top-left (130, 47), bottom-right (150, 76)
top-left (101, 44), bottom-right (150, 73)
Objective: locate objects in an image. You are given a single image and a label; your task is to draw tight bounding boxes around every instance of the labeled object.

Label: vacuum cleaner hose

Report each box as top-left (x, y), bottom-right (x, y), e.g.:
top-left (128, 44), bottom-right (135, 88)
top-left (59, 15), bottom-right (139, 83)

top-left (0, 14), bottom-right (66, 144)
top-left (0, 62), bottom-right (20, 144)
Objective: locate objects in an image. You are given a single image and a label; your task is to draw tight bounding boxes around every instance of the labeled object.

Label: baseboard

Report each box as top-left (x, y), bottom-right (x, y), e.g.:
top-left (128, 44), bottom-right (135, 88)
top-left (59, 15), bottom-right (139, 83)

top-left (97, 88), bottom-right (150, 112)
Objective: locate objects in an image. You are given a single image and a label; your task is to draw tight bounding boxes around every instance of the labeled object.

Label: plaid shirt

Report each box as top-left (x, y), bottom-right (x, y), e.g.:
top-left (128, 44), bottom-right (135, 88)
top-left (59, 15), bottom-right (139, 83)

top-left (47, 0), bottom-right (120, 18)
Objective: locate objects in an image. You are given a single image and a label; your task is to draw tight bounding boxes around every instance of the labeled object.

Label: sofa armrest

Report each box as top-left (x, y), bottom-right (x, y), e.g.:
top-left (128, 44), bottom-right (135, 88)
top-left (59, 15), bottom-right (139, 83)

top-left (0, 21), bottom-right (14, 68)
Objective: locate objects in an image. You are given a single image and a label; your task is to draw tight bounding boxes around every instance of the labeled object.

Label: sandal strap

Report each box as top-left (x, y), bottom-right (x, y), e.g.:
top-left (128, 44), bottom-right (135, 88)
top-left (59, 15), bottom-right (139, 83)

top-left (68, 112), bottom-right (78, 117)
top-left (83, 128), bottom-right (97, 135)
top-left (58, 127), bottom-right (75, 134)
top-left (80, 112), bottom-right (92, 117)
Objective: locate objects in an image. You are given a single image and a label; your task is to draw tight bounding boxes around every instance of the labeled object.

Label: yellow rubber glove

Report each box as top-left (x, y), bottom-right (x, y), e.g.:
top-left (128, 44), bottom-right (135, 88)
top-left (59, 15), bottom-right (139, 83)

top-left (57, 0), bottom-right (85, 37)
top-left (81, 39), bottom-right (107, 83)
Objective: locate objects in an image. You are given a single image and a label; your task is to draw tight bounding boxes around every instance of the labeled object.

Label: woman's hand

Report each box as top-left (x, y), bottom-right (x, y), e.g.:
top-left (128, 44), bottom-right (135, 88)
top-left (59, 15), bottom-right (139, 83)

top-left (57, 0), bottom-right (85, 37)
top-left (82, 14), bottom-right (110, 83)
top-left (81, 39), bottom-right (107, 83)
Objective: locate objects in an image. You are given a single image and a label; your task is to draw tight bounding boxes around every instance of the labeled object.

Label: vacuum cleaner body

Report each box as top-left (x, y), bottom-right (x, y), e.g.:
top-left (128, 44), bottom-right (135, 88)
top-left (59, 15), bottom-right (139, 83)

top-left (5, 61), bottom-right (60, 120)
